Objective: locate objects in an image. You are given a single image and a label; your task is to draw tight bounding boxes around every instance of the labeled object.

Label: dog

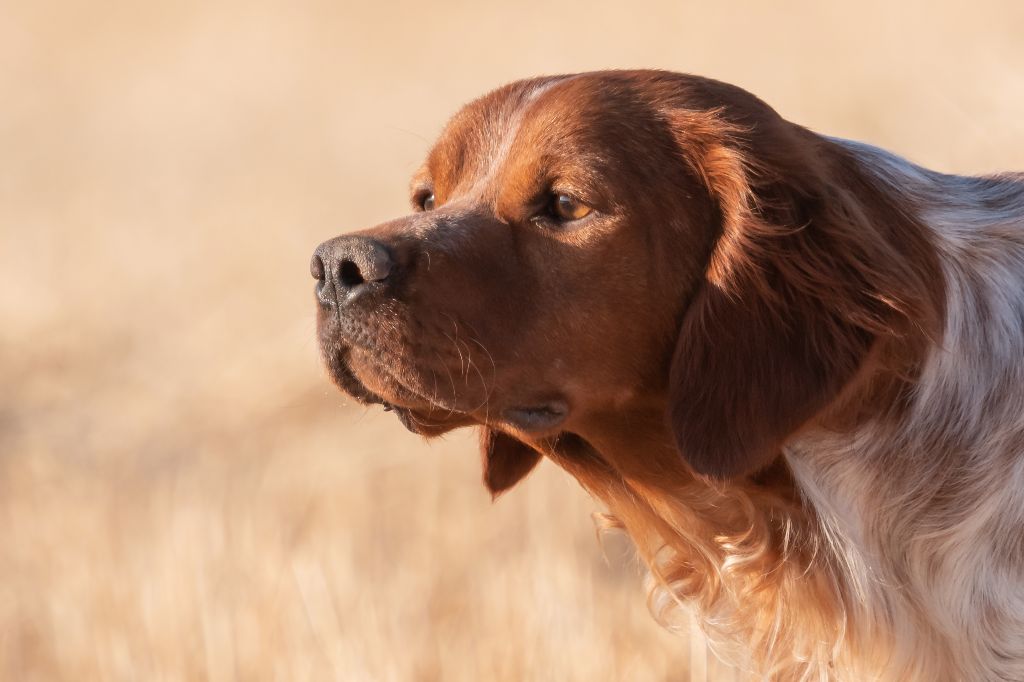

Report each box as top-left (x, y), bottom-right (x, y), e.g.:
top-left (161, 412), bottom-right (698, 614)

top-left (312, 70), bottom-right (1024, 680)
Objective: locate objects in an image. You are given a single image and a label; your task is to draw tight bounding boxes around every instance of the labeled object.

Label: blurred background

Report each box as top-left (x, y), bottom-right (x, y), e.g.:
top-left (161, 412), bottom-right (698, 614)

top-left (1, 1), bottom-right (1022, 680)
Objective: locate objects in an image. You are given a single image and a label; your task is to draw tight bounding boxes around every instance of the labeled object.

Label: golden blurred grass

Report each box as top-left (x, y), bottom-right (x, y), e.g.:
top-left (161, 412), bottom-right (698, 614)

top-left (1, 1), bottom-right (1022, 680)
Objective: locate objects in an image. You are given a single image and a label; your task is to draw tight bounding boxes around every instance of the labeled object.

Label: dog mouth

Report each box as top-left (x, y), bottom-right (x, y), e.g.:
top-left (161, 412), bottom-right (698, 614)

top-left (324, 346), bottom-right (478, 436)
top-left (326, 344), bottom-right (572, 437)
top-left (323, 347), bottom-right (390, 407)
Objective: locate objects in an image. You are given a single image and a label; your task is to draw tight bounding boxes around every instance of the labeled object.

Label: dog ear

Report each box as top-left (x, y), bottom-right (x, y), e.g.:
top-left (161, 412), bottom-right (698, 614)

top-left (480, 429), bottom-right (543, 498)
top-left (665, 106), bottom-right (943, 479)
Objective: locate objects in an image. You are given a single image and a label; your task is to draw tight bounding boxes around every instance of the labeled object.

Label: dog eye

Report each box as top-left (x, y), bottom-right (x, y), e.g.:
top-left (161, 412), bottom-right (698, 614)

top-left (413, 191), bottom-right (435, 211)
top-left (551, 194), bottom-right (591, 222)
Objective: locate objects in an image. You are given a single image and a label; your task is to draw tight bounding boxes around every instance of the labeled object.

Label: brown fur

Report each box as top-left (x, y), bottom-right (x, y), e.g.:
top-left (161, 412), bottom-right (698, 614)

top-left (313, 71), bottom-right (964, 678)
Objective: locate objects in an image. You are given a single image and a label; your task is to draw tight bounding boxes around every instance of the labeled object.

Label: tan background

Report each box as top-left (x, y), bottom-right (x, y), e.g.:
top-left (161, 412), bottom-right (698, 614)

top-left (2, 1), bottom-right (1022, 680)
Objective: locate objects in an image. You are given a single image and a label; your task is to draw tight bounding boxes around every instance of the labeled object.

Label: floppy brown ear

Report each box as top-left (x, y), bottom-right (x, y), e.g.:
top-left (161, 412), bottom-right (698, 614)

top-left (481, 429), bottom-right (543, 498)
top-left (669, 279), bottom-right (872, 479)
top-left (666, 106), bottom-right (943, 479)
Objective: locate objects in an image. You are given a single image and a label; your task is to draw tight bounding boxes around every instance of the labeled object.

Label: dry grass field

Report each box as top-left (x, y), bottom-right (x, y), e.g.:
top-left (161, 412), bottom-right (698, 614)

top-left (1, 1), bottom-right (1022, 680)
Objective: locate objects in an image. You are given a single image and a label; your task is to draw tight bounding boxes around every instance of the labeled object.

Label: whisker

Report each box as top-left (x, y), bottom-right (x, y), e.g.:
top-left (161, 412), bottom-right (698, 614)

top-left (465, 334), bottom-right (498, 423)
top-left (442, 313), bottom-right (468, 377)
top-left (431, 351), bottom-right (459, 419)
top-left (427, 367), bottom-right (439, 418)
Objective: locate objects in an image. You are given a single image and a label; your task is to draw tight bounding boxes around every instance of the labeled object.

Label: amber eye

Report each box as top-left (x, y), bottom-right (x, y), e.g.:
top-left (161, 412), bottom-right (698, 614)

top-left (551, 193), bottom-right (591, 221)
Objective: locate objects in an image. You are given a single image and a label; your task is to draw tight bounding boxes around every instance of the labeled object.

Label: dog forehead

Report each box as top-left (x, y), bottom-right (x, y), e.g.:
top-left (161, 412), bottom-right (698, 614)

top-left (418, 70), bottom-right (781, 189)
top-left (420, 74), bottom-right (621, 192)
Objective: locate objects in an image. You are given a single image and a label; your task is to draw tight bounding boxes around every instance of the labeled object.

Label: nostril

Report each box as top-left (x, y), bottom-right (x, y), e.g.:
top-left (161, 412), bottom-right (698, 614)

top-left (310, 254), bottom-right (325, 281)
top-left (314, 236), bottom-right (394, 293)
top-left (338, 260), bottom-right (365, 288)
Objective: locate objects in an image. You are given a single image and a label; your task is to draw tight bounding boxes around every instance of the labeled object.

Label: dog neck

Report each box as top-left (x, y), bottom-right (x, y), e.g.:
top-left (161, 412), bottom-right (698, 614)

top-left (542, 412), bottom-right (866, 680)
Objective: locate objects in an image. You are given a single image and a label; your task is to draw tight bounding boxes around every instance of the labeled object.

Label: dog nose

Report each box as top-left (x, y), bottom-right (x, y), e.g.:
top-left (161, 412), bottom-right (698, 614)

top-left (312, 235), bottom-right (394, 305)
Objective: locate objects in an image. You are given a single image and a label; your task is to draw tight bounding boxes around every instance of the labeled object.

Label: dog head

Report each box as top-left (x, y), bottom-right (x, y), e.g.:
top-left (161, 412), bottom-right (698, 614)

top-left (313, 71), bottom-right (942, 495)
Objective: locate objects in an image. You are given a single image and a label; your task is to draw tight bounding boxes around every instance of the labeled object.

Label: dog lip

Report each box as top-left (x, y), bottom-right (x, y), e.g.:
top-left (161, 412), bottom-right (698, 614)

top-left (325, 347), bottom-right (391, 407)
top-left (501, 400), bottom-right (569, 433)
top-left (328, 349), bottom-right (473, 435)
